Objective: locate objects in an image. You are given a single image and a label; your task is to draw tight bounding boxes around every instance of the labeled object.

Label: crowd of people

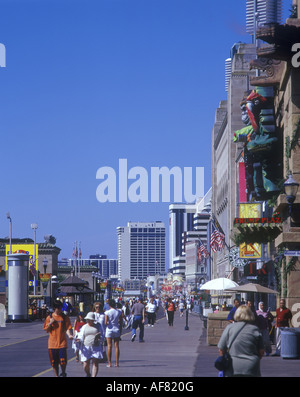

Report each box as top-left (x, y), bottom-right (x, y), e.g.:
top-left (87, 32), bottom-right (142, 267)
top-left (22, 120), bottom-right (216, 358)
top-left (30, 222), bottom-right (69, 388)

top-left (43, 295), bottom-right (167, 377)
top-left (43, 293), bottom-right (293, 378)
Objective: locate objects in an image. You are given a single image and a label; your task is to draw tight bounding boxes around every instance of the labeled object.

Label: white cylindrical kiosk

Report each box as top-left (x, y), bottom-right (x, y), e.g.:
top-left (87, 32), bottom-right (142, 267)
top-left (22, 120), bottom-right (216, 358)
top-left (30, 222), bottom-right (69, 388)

top-left (7, 253), bottom-right (29, 322)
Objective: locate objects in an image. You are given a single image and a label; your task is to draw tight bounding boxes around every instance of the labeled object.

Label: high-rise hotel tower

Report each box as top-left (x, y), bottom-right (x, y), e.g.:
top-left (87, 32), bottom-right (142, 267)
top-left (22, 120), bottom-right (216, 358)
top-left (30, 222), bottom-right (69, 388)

top-left (117, 222), bottom-right (166, 281)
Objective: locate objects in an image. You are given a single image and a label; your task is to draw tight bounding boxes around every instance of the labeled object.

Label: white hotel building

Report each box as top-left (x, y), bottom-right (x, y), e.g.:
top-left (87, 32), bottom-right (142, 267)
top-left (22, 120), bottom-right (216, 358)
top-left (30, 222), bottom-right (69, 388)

top-left (169, 189), bottom-right (211, 277)
top-left (117, 222), bottom-right (166, 281)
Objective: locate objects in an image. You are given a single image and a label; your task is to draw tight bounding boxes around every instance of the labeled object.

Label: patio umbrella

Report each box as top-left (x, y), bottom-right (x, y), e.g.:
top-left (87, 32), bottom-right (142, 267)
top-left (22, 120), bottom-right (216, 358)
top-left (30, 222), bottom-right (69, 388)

top-left (226, 283), bottom-right (278, 294)
top-left (200, 277), bottom-right (239, 291)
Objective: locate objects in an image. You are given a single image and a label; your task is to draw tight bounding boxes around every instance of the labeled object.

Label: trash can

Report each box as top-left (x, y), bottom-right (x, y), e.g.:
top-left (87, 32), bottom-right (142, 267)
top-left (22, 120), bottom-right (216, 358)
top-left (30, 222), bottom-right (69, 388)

top-left (280, 328), bottom-right (300, 359)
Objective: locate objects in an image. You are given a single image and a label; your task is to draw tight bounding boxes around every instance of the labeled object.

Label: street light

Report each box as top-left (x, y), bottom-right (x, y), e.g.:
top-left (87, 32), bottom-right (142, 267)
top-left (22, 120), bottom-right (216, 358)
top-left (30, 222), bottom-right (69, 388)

top-left (6, 212), bottom-right (12, 254)
top-left (31, 223), bottom-right (38, 295)
top-left (283, 172), bottom-right (299, 218)
top-left (92, 271), bottom-right (102, 301)
top-left (50, 275), bottom-right (58, 308)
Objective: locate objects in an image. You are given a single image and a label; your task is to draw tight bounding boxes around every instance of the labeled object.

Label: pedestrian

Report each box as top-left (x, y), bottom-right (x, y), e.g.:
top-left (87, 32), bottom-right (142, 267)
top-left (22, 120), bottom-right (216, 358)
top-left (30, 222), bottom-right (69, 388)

top-left (79, 301), bottom-right (84, 314)
top-left (186, 299), bottom-right (191, 312)
top-left (217, 305), bottom-right (265, 377)
top-left (246, 300), bottom-right (259, 326)
top-left (116, 302), bottom-right (125, 339)
top-left (72, 313), bottom-right (86, 362)
top-left (178, 299), bottom-right (185, 317)
top-left (43, 300), bottom-right (74, 377)
top-left (256, 302), bottom-right (274, 356)
top-left (190, 298), bottom-right (194, 312)
top-left (105, 299), bottom-right (122, 367)
top-left (103, 298), bottom-right (110, 312)
top-left (131, 296), bottom-right (145, 342)
top-left (62, 299), bottom-right (72, 316)
top-left (146, 298), bottom-right (157, 327)
top-left (166, 298), bottom-right (176, 326)
top-left (122, 301), bottom-right (131, 328)
top-left (93, 302), bottom-right (106, 336)
top-left (226, 299), bottom-right (240, 323)
top-left (272, 298), bottom-right (293, 356)
top-left (76, 312), bottom-right (103, 377)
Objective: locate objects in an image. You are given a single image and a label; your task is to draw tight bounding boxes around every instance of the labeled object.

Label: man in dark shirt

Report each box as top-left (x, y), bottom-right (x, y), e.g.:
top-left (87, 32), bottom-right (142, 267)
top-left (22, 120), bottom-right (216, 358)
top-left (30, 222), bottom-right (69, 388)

top-left (227, 299), bottom-right (240, 323)
top-left (272, 298), bottom-right (293, 356)
top-left (131, 297), bottom-right (145, 342)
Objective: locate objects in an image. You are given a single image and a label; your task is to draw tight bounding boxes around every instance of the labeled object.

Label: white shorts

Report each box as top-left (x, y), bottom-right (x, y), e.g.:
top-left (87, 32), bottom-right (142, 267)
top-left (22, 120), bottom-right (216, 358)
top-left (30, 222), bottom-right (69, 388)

top-left (105, 330), bottom-right (121, 339)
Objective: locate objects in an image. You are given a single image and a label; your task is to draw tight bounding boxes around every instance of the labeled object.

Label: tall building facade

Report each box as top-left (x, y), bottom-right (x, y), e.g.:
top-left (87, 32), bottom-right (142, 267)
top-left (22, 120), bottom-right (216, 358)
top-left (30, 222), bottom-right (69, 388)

top-left (246, 0), bottom-right (282, 37)
top-left (59, 255), bottom-right (118, 279)
top-left (117, 222), bottom-right (166, 281)
top-left (212, 42), bottom-right (257, 280)
top-left (211, 0), bottom-right (286, 293)
top-left (89, 255), bottom-right (118, 279)
top-left (169, 203), bottom-right (196, 272)
top-left (169, 190), bottom-right (212, 279)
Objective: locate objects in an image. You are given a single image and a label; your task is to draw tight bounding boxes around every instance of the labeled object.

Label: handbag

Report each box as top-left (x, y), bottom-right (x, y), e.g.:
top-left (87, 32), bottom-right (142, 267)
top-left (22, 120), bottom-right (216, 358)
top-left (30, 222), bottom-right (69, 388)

top-left (215, 323), bottom-right (246, 371)
top-left (214, 351), bottom-right (232, 371)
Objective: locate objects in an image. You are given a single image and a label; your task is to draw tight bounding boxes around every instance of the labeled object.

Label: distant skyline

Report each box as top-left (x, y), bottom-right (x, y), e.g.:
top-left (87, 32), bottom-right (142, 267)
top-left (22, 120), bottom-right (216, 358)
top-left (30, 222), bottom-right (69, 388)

top-left (0, 0), bottom-right (291, 263)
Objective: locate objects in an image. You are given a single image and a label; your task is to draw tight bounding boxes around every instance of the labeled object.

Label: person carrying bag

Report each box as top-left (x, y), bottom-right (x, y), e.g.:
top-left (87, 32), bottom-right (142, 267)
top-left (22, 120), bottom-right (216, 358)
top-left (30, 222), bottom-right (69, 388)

top-left (216, 305), bottom-right (265, 377)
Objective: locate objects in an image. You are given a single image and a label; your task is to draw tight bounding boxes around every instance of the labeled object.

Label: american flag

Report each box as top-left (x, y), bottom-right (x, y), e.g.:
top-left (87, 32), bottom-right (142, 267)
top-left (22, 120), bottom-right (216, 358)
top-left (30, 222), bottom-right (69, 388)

top-left (199, 244), bottom-right (210, 259)
top-left (210, 228), bottom-right (225, 252)
top-left (197, 247), bottom-right (202, 263)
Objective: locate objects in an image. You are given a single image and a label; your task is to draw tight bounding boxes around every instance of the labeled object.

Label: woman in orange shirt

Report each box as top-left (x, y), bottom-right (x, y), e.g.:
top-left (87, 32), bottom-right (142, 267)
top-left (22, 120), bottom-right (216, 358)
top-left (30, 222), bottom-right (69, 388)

top-left (166, 298), bottom-right (176, 326)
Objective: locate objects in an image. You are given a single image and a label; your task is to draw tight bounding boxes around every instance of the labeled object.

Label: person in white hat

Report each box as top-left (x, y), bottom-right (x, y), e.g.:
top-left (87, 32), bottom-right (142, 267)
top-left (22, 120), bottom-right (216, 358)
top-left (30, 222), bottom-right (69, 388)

top-left (76, 312), bottom-right (104, 377)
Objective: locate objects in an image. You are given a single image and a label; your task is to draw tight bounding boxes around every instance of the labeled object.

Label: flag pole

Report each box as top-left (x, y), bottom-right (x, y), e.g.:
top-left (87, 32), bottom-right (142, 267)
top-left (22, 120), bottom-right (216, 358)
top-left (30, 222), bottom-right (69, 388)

top-left (73, 241), bottom-right (76, 276)
top-left (78, 241), bottom-right (81, 277)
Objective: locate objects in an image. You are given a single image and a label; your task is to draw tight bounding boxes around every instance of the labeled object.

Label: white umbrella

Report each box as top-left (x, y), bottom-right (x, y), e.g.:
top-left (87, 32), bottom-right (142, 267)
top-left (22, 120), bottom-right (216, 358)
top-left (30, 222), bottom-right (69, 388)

top-left (200, 277), bottom-right (239, 291)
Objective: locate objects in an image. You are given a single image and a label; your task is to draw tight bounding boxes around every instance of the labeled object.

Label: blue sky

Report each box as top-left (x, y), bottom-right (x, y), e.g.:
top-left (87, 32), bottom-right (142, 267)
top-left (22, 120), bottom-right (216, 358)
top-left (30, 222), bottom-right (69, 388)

top-left (0, 0), bottom-right (291, 262)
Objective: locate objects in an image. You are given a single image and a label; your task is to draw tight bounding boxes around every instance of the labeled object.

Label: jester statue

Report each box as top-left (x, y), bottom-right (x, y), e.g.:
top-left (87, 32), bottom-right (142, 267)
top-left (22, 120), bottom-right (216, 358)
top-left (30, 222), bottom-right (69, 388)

top-left (233, 86), bottom-right (281, 201)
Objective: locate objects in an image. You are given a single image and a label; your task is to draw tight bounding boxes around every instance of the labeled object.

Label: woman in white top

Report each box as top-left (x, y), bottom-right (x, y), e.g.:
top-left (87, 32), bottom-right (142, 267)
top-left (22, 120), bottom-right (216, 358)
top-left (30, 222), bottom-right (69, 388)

top-left (146, 298), bottom-right (157, 326)
top-left (93, 302), bottom-right (106, 337)
top-left (76, 312), bottom-right (103, 377)
top-left (105, 299), bottom-right (122, 367)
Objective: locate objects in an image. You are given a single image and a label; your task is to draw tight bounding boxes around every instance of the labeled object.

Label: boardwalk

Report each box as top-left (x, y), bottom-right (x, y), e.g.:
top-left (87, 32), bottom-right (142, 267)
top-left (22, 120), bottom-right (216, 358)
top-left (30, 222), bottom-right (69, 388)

top-left (36, 309), bottom-right (300, 378)
top-left (1, 308), bottom-right (300, 379)
top-left (37, 309), bottom-right (206, 378)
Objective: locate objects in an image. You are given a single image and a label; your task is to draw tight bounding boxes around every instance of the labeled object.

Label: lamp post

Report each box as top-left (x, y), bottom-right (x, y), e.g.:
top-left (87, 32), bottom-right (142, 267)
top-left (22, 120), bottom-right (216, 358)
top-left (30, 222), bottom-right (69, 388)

top-left (92, 271), bottom-right (102, 301)
top-left (6, 212), bottom-right (12, 254)
top-left (31, 223), bottom-right (38, 295)
top-left (283, 172), bottom-right (299, 219)
top-left (185, 308), bottom-right (189, 331)
top-left (50, 275), bottom-right (58, 308)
